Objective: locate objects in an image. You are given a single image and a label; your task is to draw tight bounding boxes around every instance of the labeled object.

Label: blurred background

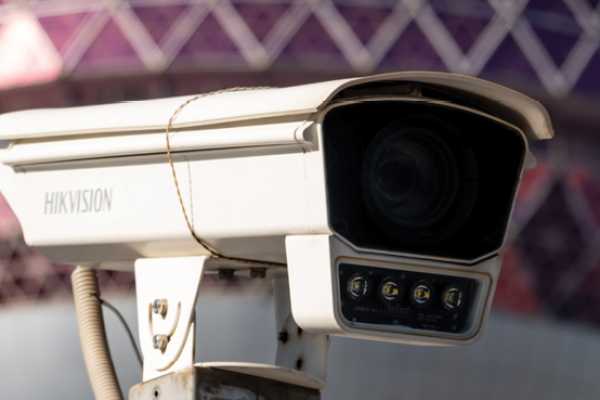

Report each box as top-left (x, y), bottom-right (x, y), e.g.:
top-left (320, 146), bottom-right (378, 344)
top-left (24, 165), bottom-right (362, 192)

top-left (0, 0), bottom-right (599, 398)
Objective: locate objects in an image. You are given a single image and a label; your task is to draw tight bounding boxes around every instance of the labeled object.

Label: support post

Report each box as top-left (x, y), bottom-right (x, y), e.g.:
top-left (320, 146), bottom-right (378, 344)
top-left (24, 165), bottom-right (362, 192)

top-left (131, 259), bottom-right (328, 399)
top-left (129, 365), bottom-right (320, 400)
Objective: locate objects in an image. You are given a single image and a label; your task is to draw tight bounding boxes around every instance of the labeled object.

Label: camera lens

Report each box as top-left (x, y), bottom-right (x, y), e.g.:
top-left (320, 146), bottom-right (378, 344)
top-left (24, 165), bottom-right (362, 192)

top-left (347, 274), bottom-right (370, 299)
top-left (410, 281), bottom-right (434, 308)
top-left (378, 277), bottom-right (403, 305)
top-left (442, 285), bottom-right (465, 311)
top-left (362, 115), bottom-right (478, 245)
top-left (371, 130), bottom-right (457, 225)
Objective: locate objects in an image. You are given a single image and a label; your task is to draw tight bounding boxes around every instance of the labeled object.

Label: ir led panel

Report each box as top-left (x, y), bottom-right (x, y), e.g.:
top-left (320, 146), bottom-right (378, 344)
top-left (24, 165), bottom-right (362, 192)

top-left (338, 263), bottom-right (475, 333)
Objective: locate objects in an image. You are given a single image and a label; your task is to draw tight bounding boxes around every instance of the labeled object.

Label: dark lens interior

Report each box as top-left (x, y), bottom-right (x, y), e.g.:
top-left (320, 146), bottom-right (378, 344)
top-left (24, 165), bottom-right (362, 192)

top-left (362, 116), bottom-right (478, 245)
top-left (370, 129), bottom-right (457, 224)
top-left (322, 102), bottom-right (526, 261)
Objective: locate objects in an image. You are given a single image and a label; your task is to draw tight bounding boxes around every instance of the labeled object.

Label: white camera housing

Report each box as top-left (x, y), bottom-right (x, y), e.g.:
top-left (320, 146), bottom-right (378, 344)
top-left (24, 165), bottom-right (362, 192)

top-left (0, 72), bottom-right (553, 346)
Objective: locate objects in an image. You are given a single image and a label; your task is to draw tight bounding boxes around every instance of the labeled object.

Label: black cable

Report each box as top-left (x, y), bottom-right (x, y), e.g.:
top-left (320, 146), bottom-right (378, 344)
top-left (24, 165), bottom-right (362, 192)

top-left (92, 294), bottom-right (143, 368)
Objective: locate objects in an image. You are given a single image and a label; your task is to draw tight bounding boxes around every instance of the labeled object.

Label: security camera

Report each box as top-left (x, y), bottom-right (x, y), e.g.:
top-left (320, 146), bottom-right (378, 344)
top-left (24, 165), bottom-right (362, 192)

top-left (0, 72), bottom-right (553, 348)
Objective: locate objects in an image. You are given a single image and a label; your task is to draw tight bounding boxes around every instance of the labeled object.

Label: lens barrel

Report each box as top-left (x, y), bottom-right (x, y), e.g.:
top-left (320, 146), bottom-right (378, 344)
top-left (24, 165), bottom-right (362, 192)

top-left (362, 115), bottom-right (478, 245)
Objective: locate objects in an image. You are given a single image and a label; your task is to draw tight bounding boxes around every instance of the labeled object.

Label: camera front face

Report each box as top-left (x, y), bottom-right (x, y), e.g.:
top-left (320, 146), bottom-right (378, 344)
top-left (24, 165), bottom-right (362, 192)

top-left (285, 234), bottom-right (499, 345)
top-left (322, 101), bottom-right (527, 262)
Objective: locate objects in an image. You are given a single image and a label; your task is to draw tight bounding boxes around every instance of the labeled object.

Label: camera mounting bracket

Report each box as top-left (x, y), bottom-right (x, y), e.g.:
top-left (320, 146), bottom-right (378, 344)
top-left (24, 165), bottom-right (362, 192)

top-left (135, 256), bottom-right (208, 381)
top-left (135, 256), bottom-right (329, 388)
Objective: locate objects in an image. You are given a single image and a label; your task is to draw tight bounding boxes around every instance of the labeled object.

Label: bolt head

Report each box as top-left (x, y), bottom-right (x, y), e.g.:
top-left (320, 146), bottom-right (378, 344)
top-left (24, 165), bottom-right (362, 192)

top-left (277, 331), bottom-right (288, 343)
top-left (153, 334), bottom-right (169, 351)
top-left (250, 268), bottom-right (266, 279)
top-left (152, 299), bottom-right (168, 317)
top-left (218, 269), bottom-right (235, 280)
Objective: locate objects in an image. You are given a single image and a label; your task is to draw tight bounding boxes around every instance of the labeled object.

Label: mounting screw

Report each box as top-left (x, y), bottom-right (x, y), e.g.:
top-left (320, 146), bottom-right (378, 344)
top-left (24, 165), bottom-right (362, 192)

top-left (250, 268), bottom-right (267, 279)
top-left (153, 334), bottom-right (169, 351)
top-left (278, 331), bottom-right (288, 343)
top-left (152, 299), bottom-right (168, 317)
top-left (218, 269), bottom-right (235, 280)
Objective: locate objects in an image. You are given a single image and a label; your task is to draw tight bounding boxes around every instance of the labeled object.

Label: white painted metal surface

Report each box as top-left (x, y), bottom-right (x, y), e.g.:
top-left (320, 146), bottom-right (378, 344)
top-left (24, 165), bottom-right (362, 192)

top-left (0, 120), bottom-right (311, 166)
top-left (0, 72), bottom-right (551, 141)
top-left (273, 278), bottom-right (329, 386)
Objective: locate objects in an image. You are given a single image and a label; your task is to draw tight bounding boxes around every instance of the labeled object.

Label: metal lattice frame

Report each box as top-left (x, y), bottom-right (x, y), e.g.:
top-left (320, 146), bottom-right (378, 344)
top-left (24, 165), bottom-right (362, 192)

top-left (0, 0), bottom-right (597, 96)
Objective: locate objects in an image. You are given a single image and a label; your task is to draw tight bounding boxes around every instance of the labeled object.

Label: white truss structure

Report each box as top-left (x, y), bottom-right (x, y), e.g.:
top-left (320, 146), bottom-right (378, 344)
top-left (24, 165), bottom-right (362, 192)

top-left (0, 0), bottom-right (596, 97)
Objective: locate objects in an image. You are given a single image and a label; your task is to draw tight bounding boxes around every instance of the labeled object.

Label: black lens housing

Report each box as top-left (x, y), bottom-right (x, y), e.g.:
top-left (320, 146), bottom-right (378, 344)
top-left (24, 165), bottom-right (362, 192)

top-left (322, 101), bottom-right (526, 261)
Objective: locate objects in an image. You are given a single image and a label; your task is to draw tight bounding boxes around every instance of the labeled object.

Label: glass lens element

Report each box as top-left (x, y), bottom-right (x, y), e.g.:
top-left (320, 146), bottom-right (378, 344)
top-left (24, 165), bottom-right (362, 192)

top-left (381, 282), bottom-right (400, 299)
top-left (348, 274), bottom-right (369, 299)
top-left (378, 277), bottom-right (404, 305)
top-left (369, 130), bottom-right (457, 227)
top-left (361, 115), bottom-right (479, 246)
top-left (442, 285), bottom-right (465, 311)
top-left (411, 281), bottom-right (434, 307)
